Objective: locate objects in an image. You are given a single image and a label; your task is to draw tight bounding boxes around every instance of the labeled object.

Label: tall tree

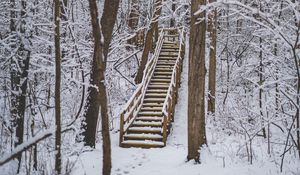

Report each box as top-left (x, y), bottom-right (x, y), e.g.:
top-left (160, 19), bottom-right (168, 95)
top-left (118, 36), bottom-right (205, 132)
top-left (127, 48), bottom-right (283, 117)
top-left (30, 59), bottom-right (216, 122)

top-left (128, 0), bottom-right (140, 45)
top-left (100, 0), bottom-right (120, 174)
top-left (207, 0), bottom-right (217, 114)
top-left (54, 0), bottom-right (62, 173)
top-left (10, 0), bottom-right (31, 172)
top-left (81, 0), bottom-right (119, 174)
top-left (134, 0), bottom-right (162, 84)
top-left (187, 0), bottom-right (207, 162)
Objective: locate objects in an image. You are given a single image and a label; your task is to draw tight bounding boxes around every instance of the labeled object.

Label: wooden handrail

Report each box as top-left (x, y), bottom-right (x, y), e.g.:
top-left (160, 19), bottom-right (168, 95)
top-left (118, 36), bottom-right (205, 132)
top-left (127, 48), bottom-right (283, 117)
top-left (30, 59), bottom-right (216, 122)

top-left (161, 29), bottom-right (185, 145)
top-left (119, 29), bottom-right (165, 146)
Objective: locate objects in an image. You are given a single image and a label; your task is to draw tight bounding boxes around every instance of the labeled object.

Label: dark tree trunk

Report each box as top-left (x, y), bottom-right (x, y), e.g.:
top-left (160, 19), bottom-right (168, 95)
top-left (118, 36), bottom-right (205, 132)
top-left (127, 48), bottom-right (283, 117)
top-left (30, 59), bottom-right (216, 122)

top-left (82, 0), bottom-right (119, 174)
top-left (187, 0), bottom-right (207, 163)
top-left (170, 0), bottom-right (176, 28)
top-left (128, 0), bottom-right (139, 45)
top-left (10, 0), bottom-right (30, 172)
top-left (134, 0), bottom-right (162, 84)
top-left (101, 0), bottom-right (120, 61)
top-left (54, 0), bottom-right (62, 173)
top-left (101, 1), bottom-right (120, 175)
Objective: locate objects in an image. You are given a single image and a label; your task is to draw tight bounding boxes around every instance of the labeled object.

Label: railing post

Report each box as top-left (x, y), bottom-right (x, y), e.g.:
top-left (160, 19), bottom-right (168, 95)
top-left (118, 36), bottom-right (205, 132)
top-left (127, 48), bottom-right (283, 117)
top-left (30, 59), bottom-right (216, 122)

top-left (163, 114), bottom-right (167, 146)
top-left (119, 112), bottom-right (124, 147)
top-left (167, 96), bottom-right (172, 124)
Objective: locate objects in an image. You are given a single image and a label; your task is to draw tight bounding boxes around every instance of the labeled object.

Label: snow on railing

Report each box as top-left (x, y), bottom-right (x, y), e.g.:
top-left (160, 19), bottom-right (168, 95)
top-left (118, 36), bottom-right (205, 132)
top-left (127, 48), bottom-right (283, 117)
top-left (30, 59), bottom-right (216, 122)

top-left (119, 29), bottom-right (165, 145)
top-left (161, 28), bottom-right (185, 145)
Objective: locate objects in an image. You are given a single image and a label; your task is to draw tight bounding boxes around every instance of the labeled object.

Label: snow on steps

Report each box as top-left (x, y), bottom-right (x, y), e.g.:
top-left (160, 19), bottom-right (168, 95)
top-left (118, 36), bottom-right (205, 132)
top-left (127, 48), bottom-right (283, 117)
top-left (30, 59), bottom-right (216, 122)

top-left (124, 133), bottom-right (163, 140)
top-left (121, 140), bottom-right (164, 148)
top-left (120, 29), bottom-right (182, 148)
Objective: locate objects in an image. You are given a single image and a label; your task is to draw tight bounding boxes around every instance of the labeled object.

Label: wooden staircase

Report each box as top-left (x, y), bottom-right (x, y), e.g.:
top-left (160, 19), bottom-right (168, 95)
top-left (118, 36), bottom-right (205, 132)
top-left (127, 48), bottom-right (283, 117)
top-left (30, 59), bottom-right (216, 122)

top-left (119, 28), bottom-right (185, 148)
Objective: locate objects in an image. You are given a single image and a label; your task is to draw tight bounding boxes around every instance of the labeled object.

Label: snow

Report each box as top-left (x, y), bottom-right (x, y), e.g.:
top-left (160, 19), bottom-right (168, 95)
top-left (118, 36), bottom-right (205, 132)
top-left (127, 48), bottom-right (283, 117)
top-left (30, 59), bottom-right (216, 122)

top-left (71, 39), bottom-right (300, 175)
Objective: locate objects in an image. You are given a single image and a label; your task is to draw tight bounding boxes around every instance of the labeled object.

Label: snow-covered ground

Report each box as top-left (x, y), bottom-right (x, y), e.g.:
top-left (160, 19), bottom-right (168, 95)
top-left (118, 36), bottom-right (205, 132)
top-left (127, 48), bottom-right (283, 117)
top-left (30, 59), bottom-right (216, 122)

top-left (72, 52), bottom-right (300, 175)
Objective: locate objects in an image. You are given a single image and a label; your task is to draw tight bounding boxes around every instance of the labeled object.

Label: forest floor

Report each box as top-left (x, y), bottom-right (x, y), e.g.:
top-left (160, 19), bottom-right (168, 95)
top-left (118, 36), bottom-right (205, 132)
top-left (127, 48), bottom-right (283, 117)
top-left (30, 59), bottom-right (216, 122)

top-left (72, 54), bottom-right (300, 175)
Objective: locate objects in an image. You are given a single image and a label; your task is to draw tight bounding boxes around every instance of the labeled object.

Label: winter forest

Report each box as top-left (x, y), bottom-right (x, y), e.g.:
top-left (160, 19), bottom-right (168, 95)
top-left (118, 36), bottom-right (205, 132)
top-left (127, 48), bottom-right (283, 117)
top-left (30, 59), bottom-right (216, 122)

top-left (0, 0), bottom-right (299, 174)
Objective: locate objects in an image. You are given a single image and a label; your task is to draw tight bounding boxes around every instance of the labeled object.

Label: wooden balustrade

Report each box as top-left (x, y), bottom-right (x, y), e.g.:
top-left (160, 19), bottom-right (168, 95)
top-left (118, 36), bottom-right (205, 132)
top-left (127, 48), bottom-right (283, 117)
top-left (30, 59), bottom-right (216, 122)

top-left (119, 29), bottom-right (165, 146)
top-left (161, 29), bottom-right (185, 146)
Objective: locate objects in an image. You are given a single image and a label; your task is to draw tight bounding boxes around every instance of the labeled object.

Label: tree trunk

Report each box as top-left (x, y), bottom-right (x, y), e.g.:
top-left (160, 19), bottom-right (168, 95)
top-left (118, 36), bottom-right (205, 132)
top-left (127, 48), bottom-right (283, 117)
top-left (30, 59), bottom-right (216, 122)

top-left (207, 0), bottom-right (217, 114)
top-left (54, 0), bottom-right (62, 173)
top-left (259, 37), bottom-right (267, 138)
top-left (10, 0), bottom-right (30, 172)
top-left (101, 1), bottom-right (119, 174)
top-left (128, 0), bottom-right (139, 45)
top-left (187, 0), bottom-right (207, 163)
top-left (101, 0), bottom-right (120, 61)
top-left (81, 0), bottom-right (119, 174)
top-left (134, 0), bottom-right (162, 84)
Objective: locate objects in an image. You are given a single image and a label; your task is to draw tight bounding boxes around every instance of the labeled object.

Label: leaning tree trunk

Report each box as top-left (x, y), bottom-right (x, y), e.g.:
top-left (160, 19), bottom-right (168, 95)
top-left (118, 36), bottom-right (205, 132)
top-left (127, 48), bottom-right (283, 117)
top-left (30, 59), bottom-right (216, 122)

top-left (54, 0), bottom-right (62, 173)
top-left (81, 0), bottom-right (119, 175)
top-left (100, 0), bottom-right (120, 174)
top-left (134, 0), bottom-right (162, 84)
top-left (187, 0), bottom-right (207, 163)
top-left (207, 0), bottom-right (217, 114)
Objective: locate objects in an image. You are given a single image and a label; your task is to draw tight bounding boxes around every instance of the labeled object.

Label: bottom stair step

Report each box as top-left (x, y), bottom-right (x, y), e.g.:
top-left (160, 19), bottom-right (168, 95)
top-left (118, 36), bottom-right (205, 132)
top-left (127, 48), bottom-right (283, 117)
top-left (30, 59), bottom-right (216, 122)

top-left (121, 140), bottom-right (164, 148)
top-left (124, 133), bottom-right (163, 141)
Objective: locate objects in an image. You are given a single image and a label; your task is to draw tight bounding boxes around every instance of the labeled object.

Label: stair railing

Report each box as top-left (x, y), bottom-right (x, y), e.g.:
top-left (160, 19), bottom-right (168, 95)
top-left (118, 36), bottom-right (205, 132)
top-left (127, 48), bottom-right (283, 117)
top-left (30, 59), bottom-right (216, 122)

top-left (119, 29), bottom-right (165, 146)
top-left (161, 28), bottom-right (185, 146)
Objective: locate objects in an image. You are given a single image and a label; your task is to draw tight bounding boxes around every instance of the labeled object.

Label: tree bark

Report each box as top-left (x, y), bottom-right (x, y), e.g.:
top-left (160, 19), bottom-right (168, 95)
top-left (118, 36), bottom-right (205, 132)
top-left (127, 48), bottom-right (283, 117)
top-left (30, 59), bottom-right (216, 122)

top-left (101, 1), bottom-right (119, 174)
top-left (54, 0), bottom-right (62, 173)
top-left (101, 0), bottom-right (120, 61)
top-left (134, 0), bottom-right (162, 84)
top-left (81, 0), bottom-right (119, 175)
top-left (187, 0), bottom-right (207, 163)
top-left (10, 0), bottom-right (30, 172)
top-left (128, 0), bottom-right (139, 45)
top-left (170, 0), bottom-right (176, 28)
top-left (207, 0), bottom-right (217, 114)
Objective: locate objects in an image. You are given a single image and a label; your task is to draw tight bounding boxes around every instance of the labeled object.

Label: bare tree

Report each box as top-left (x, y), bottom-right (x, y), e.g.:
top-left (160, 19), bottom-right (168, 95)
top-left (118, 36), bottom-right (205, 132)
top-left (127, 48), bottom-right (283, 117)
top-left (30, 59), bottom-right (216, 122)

top-left (81, 0), bottom-right (119, 174)
top-left (207, 0), bottom-right (217, 114)
top-left (187, 0), bottom-right (207, 162)
top-left (134, 0), bottom-right (162, 84)
top-left (9, 0), bottom-right (31, 172)
top-left (54, 0), bottom-right (62, 173)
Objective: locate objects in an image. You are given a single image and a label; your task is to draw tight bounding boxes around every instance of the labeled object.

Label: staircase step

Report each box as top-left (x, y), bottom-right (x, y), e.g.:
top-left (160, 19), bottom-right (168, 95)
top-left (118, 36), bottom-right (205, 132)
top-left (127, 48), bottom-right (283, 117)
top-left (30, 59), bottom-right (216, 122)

top-left (157, 60), bottom-right (176, 63)
top-left (143, 98), bottom-right (165, 103)
top-left (142, 103), bottom-right (163, 107)
top-left (146, 89), bottom-right (168, 93)
top-left (164, 34), bottom-right (179, 37)
top-left (161, 47), bottom-right (179, 50)
top-left (156, 65), bottom-right (173, 68)
top-left (154, 72), bottom-right (173, 76)
top-left (160, 49), bottom-right (179, 52)
top-left (128, 126), bottom-right (162, 134)
top-left (138, 111), bottom-right (162, 116)
top-left (132, 121), bottom-right (162, 127)
top-left (124, 133), bottom-right (163, 141)
top-left (121, 140), bottom-right (164, 148)
top-left (150, 79), bottom-right (171, 83)
top-left (152, 76), bottom-right (172, 80)
top-left (154, 68), bottom-right (173, 72)
top-left (136, 116), bottom-right (163, 122)
top-left (159, 57), bottom-right (177, 61)
top-left (159, 54), bottom-right (178, 57)
top-left (163, 41), bottom-right (177, 44)
top-left (140, 107), bottom-right (163, 111)
top-left (148, 85), bottom-right (169, 89)
top-left (145, 93), bottom-right (167, 98)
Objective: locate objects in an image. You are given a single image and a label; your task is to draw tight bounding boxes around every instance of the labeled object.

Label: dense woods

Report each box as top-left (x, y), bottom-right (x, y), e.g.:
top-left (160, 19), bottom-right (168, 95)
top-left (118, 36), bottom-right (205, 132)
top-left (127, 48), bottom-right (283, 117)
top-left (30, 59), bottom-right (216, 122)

top-left (0, 0), bottom-right (299, 174)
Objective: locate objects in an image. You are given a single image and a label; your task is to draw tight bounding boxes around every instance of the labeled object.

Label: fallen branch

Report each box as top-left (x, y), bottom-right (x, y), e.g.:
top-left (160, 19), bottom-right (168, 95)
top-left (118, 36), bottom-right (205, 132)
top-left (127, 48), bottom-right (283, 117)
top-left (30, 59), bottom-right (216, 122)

top-left (0, 127), bottom-right (74, 166)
